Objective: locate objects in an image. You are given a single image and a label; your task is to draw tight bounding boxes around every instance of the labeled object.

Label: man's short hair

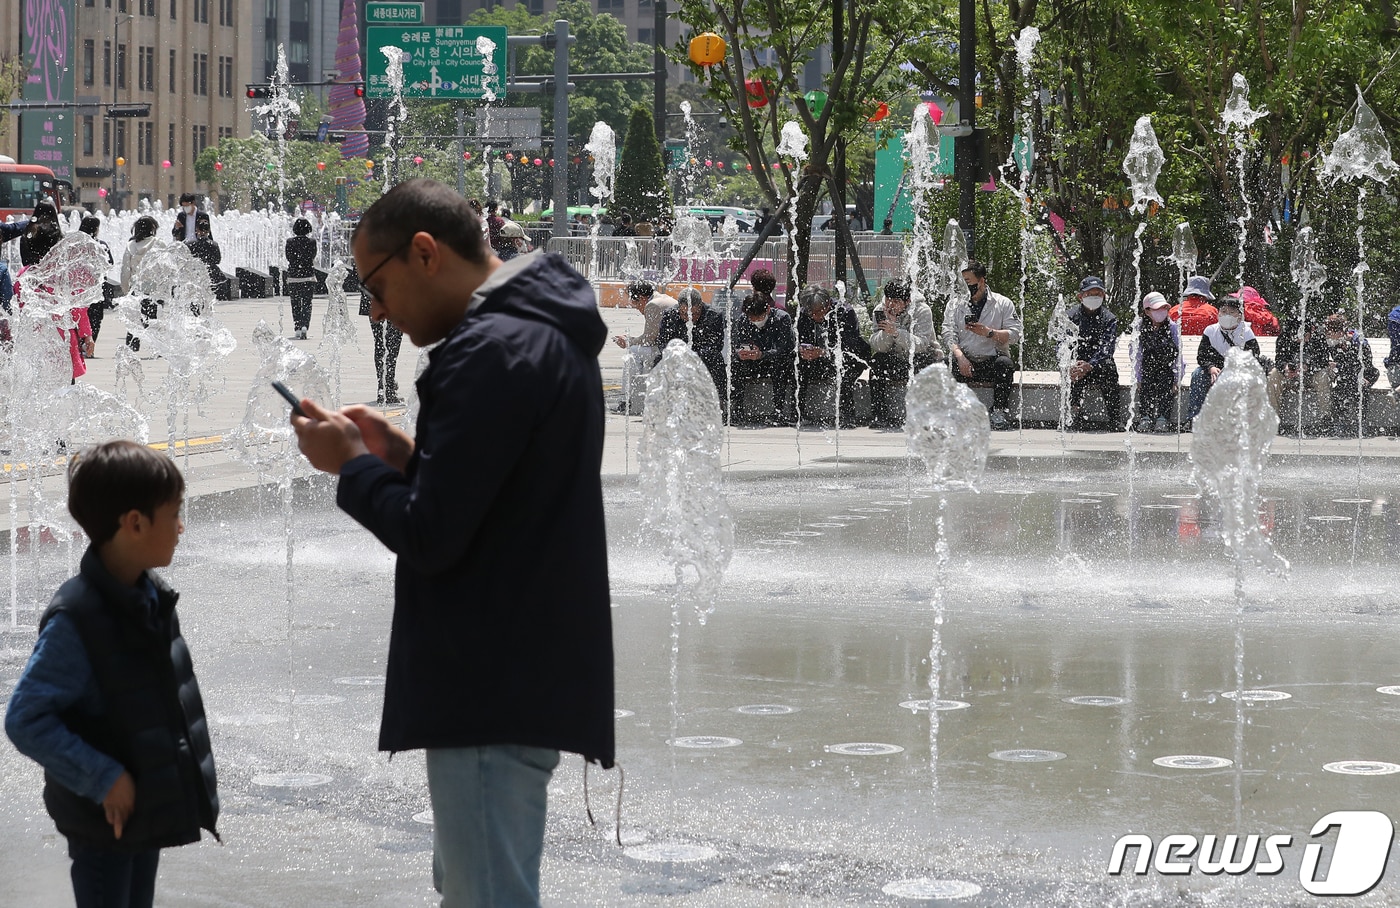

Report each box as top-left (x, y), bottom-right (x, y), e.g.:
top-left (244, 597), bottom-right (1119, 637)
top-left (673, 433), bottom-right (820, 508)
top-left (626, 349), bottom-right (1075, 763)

top-left (676, 288), bottom-right (704, 308)
top-left (626, 279), bottom-right (654, 299)
top-left (68, 440), bottom-right (185, 545)
top-left (292, 217), bottom-right (313, 236)
top-left (883, 278), bottom-right (911, 301)
top-left (798, 287), bottom-right (833, 315)
top-left (962, 260), bottom-right (988, 279)
top-left (354, 179), bottom-right (488, 266)
top-left (741, 292), bottom-right (771, 317)
top-left (750, 268), bottom-right (777, 295)
top-left (179, 192), bottom-right (197, 205)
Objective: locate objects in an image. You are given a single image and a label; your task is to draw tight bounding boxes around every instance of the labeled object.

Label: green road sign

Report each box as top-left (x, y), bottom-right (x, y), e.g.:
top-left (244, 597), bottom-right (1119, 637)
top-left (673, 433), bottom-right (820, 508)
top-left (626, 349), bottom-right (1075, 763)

top-left (366, 25), bottom-right (507, 100)
top-left (365, 2), bottom-right (424, 24)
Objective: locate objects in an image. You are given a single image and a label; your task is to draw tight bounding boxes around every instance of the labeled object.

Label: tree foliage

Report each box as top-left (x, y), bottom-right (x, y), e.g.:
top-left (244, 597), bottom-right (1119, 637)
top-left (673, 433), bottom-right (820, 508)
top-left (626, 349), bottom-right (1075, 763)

top-left (614, 104), bottom-right (671, 222)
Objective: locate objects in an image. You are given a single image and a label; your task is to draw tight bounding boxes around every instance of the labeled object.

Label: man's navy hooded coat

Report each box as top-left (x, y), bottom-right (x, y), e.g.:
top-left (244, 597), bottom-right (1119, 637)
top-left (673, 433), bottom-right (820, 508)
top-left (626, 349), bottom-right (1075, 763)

top-left (337, 251), bottom-right (614, 767)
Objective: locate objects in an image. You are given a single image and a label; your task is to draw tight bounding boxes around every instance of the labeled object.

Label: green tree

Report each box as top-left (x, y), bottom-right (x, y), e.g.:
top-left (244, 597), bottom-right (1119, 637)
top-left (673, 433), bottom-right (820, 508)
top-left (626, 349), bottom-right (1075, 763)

top-left (614, 104), bottom-right (671, 222)
top-left (672, 0), bottom-right (934, 282)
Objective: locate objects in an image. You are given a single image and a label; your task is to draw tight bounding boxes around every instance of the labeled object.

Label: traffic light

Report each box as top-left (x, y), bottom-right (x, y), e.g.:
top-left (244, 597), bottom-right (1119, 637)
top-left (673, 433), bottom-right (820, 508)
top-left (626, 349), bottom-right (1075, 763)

top-left (353, 82), bottom-right (365, 97)
top-left (247, 85), bottom-right (270, 100)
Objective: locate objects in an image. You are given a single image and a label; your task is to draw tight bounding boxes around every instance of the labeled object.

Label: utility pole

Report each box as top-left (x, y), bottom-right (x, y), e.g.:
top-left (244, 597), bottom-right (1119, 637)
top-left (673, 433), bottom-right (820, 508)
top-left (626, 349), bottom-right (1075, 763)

top-left (957, 0), bottom-right (977, 257)
top-left (552, 19), bottom-right (569, 242)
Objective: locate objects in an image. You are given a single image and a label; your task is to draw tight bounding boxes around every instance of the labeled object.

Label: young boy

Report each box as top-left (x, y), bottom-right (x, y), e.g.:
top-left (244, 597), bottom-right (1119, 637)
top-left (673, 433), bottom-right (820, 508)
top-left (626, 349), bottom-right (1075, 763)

top-left (5, 440), bottom-right (219, 908)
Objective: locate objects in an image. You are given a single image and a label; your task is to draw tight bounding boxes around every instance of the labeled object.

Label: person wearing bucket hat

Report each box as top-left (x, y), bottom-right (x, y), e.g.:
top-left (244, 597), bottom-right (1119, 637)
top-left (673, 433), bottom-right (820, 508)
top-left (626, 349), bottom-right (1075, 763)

top-left (1170, 275), bottom-right (1219, 335)
top-left (1064, 276), bottom-right (1123, 431)
top-left (1134, 292), bottom-right (1184, 432)
top-left (1185, 294), bottom-right (1263, 426)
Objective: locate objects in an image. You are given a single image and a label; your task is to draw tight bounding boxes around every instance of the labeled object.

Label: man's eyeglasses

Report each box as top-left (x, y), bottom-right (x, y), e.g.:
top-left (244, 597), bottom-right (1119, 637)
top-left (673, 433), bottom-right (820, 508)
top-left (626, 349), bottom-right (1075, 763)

top-left (360, 236), bottom-right (415, 290)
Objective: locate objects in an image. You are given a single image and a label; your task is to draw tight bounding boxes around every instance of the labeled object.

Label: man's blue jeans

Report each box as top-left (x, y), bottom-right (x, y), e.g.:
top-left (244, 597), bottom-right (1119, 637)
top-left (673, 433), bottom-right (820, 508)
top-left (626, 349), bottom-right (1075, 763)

top-left (426, 744), bottom-right (561, 908)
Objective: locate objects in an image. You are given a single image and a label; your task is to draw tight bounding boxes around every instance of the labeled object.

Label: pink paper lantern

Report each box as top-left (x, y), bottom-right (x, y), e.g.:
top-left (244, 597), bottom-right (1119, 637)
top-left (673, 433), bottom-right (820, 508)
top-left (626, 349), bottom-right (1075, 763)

top-left (505, 152), bottom-right (515, 162)
top-left (98, 187), bottom-right (108, 198)
top-left (413, 156), bottom-right (424, 165)
top-left (463, 152), bottom-right (473, 161)
top-left (717, 161), bottom-right (725, 169)
top-left (214, 161), bottom-right (223, 171)
top-left (548, 158), bottom-right (555, 167)
top-left (705, 159), bottom-right (712, 167)
top-left (923, 101), bottom-right (944, 125)
top-left (161, 159), bottom-right (171, 169)
top-left (533, 157), bottom-right (542, 166)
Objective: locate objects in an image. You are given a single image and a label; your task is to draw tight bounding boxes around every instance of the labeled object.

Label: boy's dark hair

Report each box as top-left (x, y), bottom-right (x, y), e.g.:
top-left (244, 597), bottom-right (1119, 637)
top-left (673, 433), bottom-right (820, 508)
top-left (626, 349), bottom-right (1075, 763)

top-left (194, 212), bottom-right (212, 232)
top-left (68, 441), bottom-right (185, 544)
top-left (292, 217), bottom-right (312, 236)
top-left (883, 278), bottom-right (912, 301)
top-left (625, 279), bottom-right (653, 299)
top-left (179, 192), bottom-right (198, 205)
top-left (79, 215), bottom-right (101, 237)
top-left (354, 179), bottom-right (488, 266)
top-left (741, 292), bottom-right (772, 317)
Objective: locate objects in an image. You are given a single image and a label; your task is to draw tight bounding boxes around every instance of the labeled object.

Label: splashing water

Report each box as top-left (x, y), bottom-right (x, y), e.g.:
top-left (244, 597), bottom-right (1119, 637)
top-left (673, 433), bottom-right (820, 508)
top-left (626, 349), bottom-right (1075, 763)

top-left (476, 36), bottom-right (498, 103)
top-left (902, 107), bottom-right (942, 302)
top-left (1219, 74), bottom-right (1267, 295)
top-left (1191, 349), bottom-right (1287, 576)
top-left (1047, 292), bottom-right (1078, 438)
top-left (639, 340), bottom-right (734, 615)
top-left (905, 366), bottom-right (989, 787)
top-left (1169, 222), bottom-right (1197, 296)
top-left (1289, 226), bottom-right (1326, 446)
top-left (318, 260), bottom-right (357, 407)
top-left (1190, 347), bottom-right (1287, 833)
top-left (776, 121), bottom-right (808, 162)
top-left (584, 122), bottom-right (617, 282)
top-left (1320, 88), bottom-right (1395, 449)
top-left (380, 47), bottom-right (409, 193)
top-left (1320, 88), bottom-right (1398, 186)
top-left (1122, 116), bottom-right (1164, 216)
top-left (249, 47), bottom-right (301, 212)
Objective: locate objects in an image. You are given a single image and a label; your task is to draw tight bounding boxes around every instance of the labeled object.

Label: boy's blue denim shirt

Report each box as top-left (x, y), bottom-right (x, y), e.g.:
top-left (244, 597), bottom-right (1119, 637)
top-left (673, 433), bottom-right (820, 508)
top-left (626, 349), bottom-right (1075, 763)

top-left (5, 577), bottom-right (161, 804)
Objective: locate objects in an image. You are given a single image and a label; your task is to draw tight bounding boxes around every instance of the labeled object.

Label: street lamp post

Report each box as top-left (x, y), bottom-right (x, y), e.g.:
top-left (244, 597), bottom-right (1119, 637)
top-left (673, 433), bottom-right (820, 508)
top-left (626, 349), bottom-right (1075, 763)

top-left (111, 13), bottom-right (133, 210)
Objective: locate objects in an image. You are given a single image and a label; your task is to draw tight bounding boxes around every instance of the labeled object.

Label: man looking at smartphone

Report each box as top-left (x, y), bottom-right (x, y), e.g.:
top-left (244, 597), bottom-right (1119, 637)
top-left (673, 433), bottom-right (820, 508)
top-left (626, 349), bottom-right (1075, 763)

top-left (289, 179), bottom-right (613, 908)
top-left (942, 260), bottom-right (1023, 429)
top-left (867, 278), bottom-right (942, 428)
top-left (728, 286), bottom-right (796, 425)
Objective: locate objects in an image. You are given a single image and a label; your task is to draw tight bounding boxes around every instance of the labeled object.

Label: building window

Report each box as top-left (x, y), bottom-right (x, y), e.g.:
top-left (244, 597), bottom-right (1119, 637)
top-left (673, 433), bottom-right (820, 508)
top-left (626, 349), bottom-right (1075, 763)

top-left (597, 0), bottom-right (623, 11)
top-left (103, 41), bottom-right (111, 87)
top-left (116, 120), bottom-right (128, 159)
top-left (525, 0), bottom-right (543, 13)
top-left (85, 0), bottom-right (94, 7)
top-left (140, 0), bottom-right (155, 15)
top-left (103, 120), bottom-right (111, 157)
top-left (289, 41), bottom-right (309, 64)
top-left (138, 46), bottom-right (155, 92)
top-left (219, 0), bottom-right (234, 26)
top-left (194, 0), bottom-right (208, 23)
top-left (192, 124), bottom-right (209, 156)
top-left (169, 49), bottom-right (176, 92)
top-left (137, 121), bottom-right (152, 165)
top-left (117, 44), bottom-right (128, 89)
top-left (171, 0), bottom-right (177, 18)
top-left (83, 118), bottom-right (95, 156)
top-left (169, 123), bottom-right (176, 162)
top-left (218, 56), bottom-right (233, 98)
top-left (119, 0), bottom-right (128, 10)
top-left (638, 28), bottom-right (653, 45)
top-left (83, 40), bottom-right (95, 86)
top-left (193, 53), bottom-right (208, 96)
top-left (218, 125), bottom-right (232, 142)
top-left (639, 0), bottom-right (653, 6)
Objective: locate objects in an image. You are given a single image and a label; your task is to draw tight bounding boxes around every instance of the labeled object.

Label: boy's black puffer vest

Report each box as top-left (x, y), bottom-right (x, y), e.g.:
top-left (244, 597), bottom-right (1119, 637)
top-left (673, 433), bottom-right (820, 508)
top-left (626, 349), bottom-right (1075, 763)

top-left (40, 547), bottom-right (219, 851)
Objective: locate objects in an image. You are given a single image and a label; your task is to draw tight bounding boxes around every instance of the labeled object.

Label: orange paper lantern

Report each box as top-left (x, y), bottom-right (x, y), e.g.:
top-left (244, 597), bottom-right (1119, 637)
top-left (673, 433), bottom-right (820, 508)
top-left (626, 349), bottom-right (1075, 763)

top-left (688, 32), bottom-right (726, 67)
top-left (867, 101), bottom-right (890, 123)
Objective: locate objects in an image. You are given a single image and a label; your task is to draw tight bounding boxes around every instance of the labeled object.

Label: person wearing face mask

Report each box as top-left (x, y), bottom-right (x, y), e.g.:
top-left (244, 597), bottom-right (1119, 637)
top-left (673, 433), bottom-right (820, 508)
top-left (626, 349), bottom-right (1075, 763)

top-left (1317, 311), bottom-right (1379, 437)
top-left (172, 193), bottom-right (200, 242)
top-left (868, 277), bottom-right (941, 428)
top-left (1134, 292), bottom-right (1183, 433)
top-left (1170, 275), bottom-right (1219, 335)
top-left (1185, 295), bottom-right (1262, 427)
top-left (1064, 276), bottom-right (1123, 431)
top-left (943, 261), bottom-right (1022, 430)
top-left (728, 286), bottom-right (796, 425)
top-left (657, 288), bottom-right (729, 402)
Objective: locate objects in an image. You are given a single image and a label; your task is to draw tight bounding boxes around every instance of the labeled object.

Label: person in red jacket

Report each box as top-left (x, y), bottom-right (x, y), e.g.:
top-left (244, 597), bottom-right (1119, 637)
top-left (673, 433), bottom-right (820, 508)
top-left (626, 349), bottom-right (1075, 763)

top-left (1170, 275), bottom-right (1219, 335)
top-left (1233, 286), bottom-right (1280, 336)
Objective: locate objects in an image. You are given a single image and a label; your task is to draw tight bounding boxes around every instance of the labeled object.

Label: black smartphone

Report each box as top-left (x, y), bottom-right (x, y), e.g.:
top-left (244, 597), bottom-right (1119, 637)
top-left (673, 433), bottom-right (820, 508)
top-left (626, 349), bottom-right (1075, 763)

top-left (964, 314), bottom-right (976, 325)
top-left (271, 380), bottom-right (307, 418)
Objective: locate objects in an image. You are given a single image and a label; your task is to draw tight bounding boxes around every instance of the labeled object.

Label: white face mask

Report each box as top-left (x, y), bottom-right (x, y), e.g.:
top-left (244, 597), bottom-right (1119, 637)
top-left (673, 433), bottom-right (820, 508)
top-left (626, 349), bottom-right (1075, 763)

top-left (184, 204), bottom-right (196, 215)
top-left (1148, 308), bottom-right (1169, 323)
top-left (1081, 294), bottom-right (1104, 311)
top-left (1218, 313), bottom-right (1241, 331)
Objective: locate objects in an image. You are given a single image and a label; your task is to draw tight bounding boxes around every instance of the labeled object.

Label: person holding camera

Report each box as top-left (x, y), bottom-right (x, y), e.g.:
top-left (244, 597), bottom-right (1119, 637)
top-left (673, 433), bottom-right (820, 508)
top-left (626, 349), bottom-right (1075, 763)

top-left (1267, 312), bottom-right (1331, 434)
top-left (942, 260), bottom-right (1022, 429)
top-left (867, 277), bottom-right (941, 428)
top-left (611, 279), bottom-right (677, 413)
top-left (729, 287), bottom-right (796, 426)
